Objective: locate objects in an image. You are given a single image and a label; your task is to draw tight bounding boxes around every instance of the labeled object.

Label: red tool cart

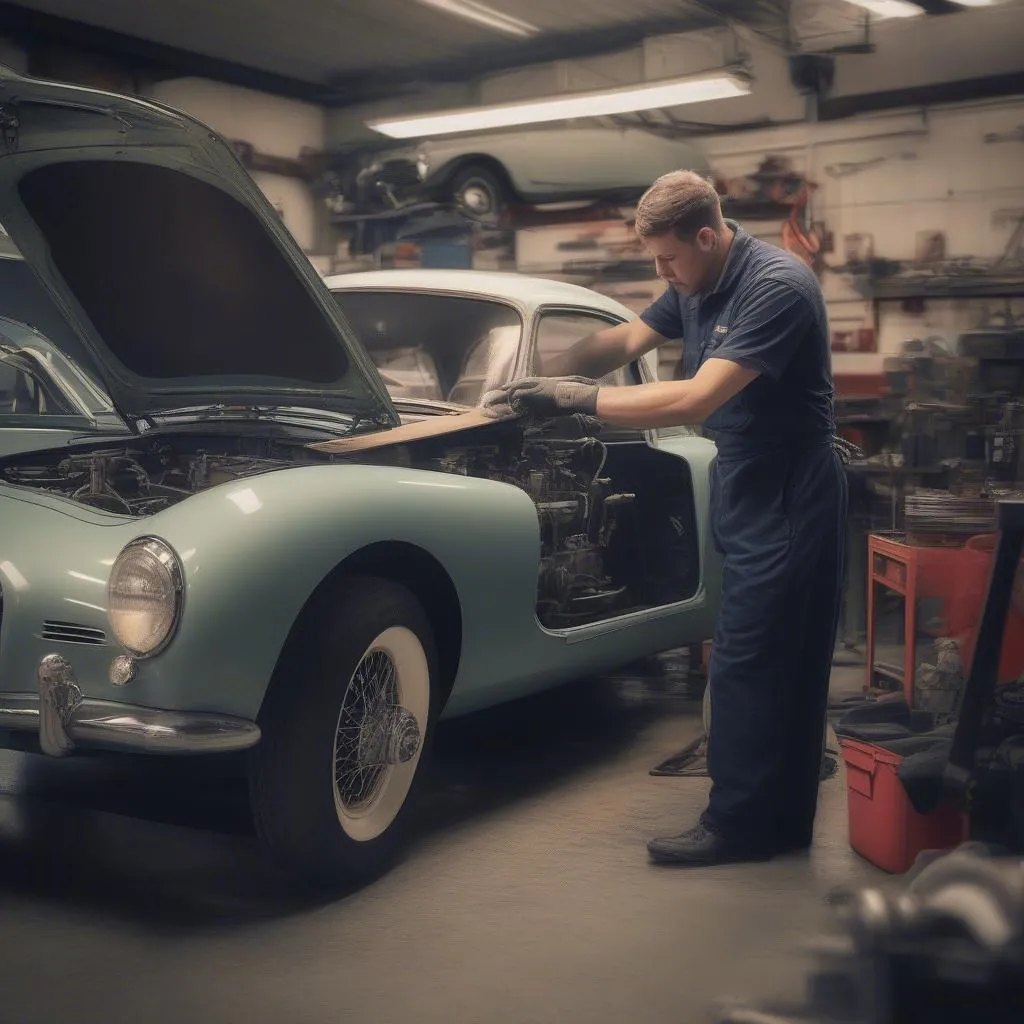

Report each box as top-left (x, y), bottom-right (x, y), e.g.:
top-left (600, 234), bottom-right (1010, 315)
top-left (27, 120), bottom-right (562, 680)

top-left (866, 532), bottom-right (1024, 710)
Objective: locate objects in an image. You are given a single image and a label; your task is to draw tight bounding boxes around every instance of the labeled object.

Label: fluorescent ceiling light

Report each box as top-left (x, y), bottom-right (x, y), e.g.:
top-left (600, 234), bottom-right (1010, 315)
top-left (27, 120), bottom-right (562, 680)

top-left (841, 0), bottom-right (924, 16)
top-left (948, 0), bottom-right (1000, 6)
top-left (412, 0), bottom-right (539, 37)
top-left (367, 70), bottom-right (751, 139)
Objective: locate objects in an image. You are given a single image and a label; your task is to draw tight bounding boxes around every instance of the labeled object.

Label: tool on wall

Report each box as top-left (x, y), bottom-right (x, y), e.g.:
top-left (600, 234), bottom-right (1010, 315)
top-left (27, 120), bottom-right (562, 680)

top-left (983, 124), bottom-right (1024, 144)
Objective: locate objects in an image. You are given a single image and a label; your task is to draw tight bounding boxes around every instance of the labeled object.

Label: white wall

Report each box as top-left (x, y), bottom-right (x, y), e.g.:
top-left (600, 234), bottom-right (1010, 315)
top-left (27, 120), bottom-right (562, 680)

top-left (144, 77), bottom-right (327, 253)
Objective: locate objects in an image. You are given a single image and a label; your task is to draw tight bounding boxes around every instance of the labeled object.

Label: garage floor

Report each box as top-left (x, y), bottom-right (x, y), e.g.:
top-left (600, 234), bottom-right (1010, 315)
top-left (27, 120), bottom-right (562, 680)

top-left (0, 652), bottom-right (881, 1024)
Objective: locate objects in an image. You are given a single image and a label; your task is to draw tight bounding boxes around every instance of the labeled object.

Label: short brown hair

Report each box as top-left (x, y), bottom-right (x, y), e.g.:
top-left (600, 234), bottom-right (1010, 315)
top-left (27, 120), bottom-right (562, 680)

top-left (634, 170), bottom-right (724, 240)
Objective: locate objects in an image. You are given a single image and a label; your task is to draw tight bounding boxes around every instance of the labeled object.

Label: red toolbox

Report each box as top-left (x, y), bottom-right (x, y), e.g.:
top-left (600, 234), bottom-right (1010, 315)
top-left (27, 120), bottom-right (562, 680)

top-left (840, 737), bottom-right (968, 874)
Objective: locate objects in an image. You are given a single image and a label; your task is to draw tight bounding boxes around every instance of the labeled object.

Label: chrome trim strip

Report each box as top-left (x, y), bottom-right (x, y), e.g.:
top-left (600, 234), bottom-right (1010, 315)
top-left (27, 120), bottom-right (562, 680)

top-left (0, 693), bottom-right (40, 728)
top-left (0, 671), bottom-right (261, 756)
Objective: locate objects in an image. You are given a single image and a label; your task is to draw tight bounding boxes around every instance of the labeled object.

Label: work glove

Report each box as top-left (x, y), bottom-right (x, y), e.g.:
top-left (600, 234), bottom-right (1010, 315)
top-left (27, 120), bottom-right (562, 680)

top-left (491, 375), bottom-right (601, 419)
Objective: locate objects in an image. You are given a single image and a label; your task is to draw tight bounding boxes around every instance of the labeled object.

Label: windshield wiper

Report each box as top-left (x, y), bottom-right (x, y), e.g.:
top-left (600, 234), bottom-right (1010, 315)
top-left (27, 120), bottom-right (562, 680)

top-left (153, 404), bottom-right (341, 421)
top-left (390, 397), bottom-right (468, 415)
top-left (148, 404), bottom-right (392, 435)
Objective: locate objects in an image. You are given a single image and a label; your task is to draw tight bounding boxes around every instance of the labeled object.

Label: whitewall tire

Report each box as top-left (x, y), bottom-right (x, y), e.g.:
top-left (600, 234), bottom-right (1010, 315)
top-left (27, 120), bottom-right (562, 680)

top-left (250, 576), bottom-right (440, 888)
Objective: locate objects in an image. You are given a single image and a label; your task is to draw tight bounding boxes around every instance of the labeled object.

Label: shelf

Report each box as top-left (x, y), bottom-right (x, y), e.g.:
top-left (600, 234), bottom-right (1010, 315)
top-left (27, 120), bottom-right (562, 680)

top-left (860, 277), bottom-right (1024, 301)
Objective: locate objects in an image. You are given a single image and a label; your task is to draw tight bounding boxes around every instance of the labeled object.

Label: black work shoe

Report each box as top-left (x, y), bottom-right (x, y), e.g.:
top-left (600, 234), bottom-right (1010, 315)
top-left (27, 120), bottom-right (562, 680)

top-left (646, 822), bottom-right (776, 866)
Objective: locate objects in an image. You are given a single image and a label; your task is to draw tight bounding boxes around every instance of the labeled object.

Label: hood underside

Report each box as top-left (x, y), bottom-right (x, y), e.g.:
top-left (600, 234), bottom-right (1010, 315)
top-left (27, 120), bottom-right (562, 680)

top-left (0, 65), bottom-right (398, 428)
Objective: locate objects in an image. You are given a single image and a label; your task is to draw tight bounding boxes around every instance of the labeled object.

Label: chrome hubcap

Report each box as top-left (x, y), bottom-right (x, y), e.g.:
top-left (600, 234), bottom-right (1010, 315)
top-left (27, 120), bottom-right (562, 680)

top-left (460, 182), bottom-right (493, 214)
top-left (385, 706), bottom-right (421, 764)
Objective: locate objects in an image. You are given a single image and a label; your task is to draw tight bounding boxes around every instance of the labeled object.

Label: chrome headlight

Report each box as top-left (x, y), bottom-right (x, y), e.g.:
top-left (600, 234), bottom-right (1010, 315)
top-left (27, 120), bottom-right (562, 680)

top-left (107, 537), bottom-right (184, 657)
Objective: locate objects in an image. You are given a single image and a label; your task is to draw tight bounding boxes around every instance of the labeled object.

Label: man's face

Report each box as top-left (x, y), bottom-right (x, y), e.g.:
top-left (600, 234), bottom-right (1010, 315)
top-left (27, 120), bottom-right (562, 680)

top-left (640, 228), bottom-right (717, 295)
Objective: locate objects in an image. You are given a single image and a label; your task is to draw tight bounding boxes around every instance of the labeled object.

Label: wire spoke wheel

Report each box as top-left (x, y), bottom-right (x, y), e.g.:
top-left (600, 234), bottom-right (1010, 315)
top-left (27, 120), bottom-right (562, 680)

top-left (331, 624), bottom-right (430, 843)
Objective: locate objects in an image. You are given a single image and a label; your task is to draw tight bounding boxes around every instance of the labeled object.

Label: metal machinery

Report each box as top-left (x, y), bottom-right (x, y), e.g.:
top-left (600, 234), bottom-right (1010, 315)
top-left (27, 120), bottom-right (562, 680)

top-left (882, 322), bottom-right (1024, 537)
top-left (855, 321), bottom-right (1024, 707)
top-left (713, 845), bottom-right (1024, 1024)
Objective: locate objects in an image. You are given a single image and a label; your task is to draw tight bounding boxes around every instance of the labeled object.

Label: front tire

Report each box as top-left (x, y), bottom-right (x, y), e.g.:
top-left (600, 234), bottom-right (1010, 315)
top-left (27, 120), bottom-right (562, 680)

top-left (249, 577), bottom-right (439, 888)
top-left (449, 163), bottom-right (507, 220)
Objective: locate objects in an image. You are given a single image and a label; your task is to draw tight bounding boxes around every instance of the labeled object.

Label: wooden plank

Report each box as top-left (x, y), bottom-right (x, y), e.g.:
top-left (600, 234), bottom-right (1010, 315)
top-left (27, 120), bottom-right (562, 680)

top-left (307, 408), bottom-right (507, 454)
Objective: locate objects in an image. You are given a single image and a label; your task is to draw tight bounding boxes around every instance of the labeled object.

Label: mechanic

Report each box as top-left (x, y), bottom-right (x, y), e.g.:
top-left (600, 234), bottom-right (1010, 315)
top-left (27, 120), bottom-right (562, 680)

top-left (482, 170), bottom-right (848, 867)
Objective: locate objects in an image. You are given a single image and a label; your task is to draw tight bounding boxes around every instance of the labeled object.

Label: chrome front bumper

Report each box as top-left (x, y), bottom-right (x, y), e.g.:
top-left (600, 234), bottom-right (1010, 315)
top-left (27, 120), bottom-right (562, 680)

top-left (0, 653), bottom-right (261, 757)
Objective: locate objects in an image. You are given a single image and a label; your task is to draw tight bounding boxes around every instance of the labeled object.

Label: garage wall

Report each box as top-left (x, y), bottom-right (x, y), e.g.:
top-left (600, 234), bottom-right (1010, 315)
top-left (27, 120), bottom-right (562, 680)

top-left (702, 97), bottom-right (1024, 376)
top-left (321, 1), bottom-right (1024, 379)
top-left (143, 77), bottom-right (327, 257)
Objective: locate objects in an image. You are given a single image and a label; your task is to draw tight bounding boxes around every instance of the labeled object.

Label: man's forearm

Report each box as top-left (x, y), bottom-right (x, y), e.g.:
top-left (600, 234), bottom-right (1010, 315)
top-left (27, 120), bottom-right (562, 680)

top-left (593, 357), bottom-right (760, 429)
top-left (594, 379), bottom-right (709, 429)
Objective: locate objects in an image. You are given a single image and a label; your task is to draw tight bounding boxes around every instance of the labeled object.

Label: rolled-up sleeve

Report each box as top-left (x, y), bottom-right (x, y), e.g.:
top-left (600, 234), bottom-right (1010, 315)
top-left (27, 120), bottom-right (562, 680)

top-left (712, 279), bottom-right (814, 381)
top-left (639, 286), bottom-right (684, 341)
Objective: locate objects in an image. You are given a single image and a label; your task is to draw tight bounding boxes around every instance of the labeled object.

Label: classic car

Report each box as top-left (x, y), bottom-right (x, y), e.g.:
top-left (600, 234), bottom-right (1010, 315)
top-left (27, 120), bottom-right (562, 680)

top-left (343, 125), bottom-right (712, 220)
top-left (0, 65), bottom-right (720, 887)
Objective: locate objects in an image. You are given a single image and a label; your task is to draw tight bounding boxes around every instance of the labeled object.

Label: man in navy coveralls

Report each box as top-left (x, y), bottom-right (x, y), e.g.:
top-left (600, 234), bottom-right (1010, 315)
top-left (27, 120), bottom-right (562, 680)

top-left (484, 171), bottom-right (848, 866)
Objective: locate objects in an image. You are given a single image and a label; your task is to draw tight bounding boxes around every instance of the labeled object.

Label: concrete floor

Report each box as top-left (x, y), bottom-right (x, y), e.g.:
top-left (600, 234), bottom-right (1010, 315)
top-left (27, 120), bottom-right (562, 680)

top-left (0, 652), bottom-right (882, 1024)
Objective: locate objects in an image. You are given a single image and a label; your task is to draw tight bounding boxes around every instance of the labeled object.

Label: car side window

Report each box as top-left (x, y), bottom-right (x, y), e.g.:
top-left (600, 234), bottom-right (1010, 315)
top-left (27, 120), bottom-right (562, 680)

top-left (533, 311), bottom-right (638, 386)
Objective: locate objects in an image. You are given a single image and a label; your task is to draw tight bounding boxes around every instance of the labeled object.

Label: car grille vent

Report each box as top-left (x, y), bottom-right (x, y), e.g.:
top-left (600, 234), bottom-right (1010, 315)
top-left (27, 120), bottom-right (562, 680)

top-left (41, 620), bottom-right (106, 645)
top-left (377, 159), bottom-right (421, 188)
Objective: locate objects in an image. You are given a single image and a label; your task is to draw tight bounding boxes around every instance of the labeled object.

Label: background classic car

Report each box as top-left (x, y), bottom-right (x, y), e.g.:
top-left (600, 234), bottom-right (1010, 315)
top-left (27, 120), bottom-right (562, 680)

top-left (346, 126), bottom-right (712, 220)
top-left (0, 66), bottom-right (720, 888)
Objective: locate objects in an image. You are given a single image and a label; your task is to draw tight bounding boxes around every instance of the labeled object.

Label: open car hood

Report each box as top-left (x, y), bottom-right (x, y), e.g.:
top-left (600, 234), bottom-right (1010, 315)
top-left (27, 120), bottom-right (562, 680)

top-left (0, 66), bottom-right (399, 429)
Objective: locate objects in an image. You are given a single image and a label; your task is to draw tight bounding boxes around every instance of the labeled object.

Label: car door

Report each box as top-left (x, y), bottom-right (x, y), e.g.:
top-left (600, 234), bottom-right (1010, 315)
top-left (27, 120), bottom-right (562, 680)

top-left (527, 306), bottom-right (720, 651)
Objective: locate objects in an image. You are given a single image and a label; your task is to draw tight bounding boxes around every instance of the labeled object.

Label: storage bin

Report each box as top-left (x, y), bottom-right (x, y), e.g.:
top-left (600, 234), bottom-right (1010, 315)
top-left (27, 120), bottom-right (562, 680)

top-left (840, 737), bottom-right (968, 874)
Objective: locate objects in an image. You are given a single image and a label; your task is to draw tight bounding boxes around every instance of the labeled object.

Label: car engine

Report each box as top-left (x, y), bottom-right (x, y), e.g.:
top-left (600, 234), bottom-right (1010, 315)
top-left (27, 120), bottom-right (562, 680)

top-left (0, 444), bottom-right (296, 516)
top-left (1, 425), bottom-right (642, 628)
top-left (418, 432), bottom-right (637, 628)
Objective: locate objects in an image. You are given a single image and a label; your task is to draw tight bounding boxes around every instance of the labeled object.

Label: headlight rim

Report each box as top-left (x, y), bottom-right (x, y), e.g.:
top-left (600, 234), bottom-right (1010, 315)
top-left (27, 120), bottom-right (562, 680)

top-left (107, 535), bottom-right (184, 659)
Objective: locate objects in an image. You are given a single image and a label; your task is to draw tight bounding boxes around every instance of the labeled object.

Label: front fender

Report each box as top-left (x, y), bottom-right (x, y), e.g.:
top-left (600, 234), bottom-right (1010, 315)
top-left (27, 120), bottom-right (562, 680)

top-left (75, 462), bottom-right (546, 719)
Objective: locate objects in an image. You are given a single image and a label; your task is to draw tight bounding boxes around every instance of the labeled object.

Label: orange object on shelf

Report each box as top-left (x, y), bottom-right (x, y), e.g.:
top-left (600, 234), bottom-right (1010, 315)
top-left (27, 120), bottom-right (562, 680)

top-left (841, 738), bottom-right (968, 874)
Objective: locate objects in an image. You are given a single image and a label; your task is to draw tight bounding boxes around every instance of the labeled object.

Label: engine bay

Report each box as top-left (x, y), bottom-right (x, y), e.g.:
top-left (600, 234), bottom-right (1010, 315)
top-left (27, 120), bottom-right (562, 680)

top-left (406, 429), bottom-right (639, 627)
top-left (356, 416), bottom-right (700, 628)
top-left (0, 418), bottom-right (699, 628)
top-left (0, 439), bottom-right (303, 516)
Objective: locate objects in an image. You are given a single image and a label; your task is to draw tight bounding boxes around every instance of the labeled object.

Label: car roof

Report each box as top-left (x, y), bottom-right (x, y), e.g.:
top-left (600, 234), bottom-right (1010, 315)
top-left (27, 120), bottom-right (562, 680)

top-left (323, 268), bottom-right (640, 319)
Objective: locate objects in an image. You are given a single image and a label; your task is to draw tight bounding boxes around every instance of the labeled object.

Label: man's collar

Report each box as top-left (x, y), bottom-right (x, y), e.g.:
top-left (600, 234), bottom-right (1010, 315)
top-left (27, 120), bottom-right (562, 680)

top-left (706, 219), bottom-right (750, 296)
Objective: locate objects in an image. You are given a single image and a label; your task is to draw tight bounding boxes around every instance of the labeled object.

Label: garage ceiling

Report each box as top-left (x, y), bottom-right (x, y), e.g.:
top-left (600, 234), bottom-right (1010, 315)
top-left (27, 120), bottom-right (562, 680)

top-left (1, 0), bottom-right (803, 102)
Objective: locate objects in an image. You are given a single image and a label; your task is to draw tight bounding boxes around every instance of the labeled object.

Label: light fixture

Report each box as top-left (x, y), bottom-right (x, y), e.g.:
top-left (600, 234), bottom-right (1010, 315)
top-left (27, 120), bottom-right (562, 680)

top-left (841, 0), bottom-right (924, 17)
top-left (412, 0), bottom-right (539, 37)
top-left (367, 70), bottom-right (751, 139)
top-left (948, 0), bottom-right (1001, 6)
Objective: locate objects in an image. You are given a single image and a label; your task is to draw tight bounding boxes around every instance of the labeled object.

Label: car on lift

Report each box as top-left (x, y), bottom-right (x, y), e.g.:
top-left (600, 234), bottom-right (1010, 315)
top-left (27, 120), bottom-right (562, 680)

top-left (0, 66), bottom-right (720, 888)
top-left (344, 125), bottom-right (712, 220)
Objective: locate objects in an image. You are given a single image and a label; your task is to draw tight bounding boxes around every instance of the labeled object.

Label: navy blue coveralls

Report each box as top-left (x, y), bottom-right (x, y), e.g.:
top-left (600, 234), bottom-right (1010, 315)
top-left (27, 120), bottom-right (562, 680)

top-left (641, 222), bottom-right (849, 849)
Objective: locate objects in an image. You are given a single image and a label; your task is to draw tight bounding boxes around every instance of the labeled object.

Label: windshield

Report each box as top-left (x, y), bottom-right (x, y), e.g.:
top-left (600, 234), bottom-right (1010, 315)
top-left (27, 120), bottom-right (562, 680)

top-left (331, 289), bottom-right (523, 406)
